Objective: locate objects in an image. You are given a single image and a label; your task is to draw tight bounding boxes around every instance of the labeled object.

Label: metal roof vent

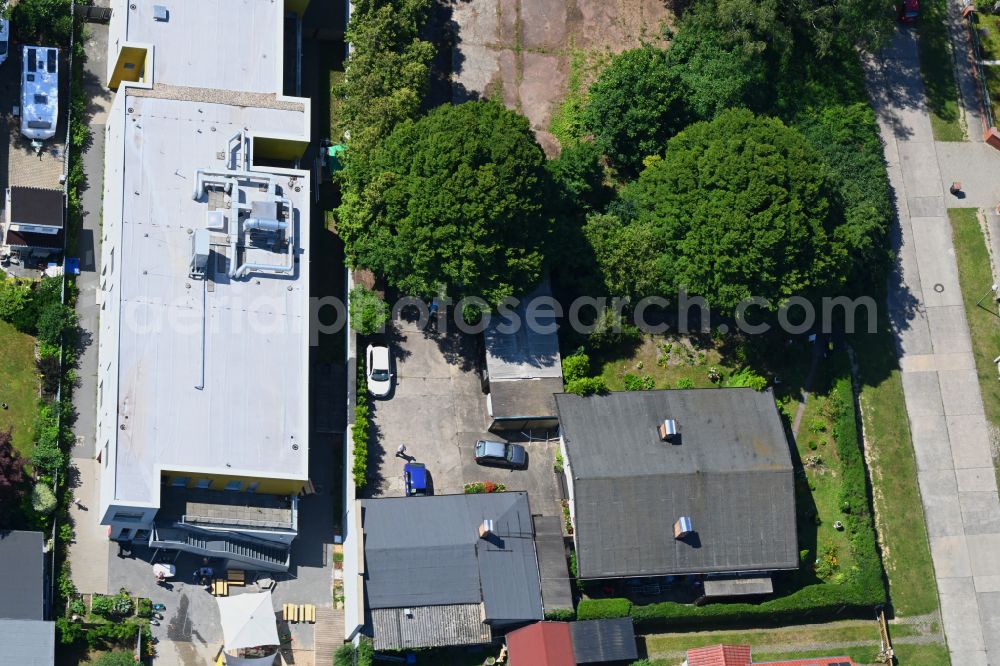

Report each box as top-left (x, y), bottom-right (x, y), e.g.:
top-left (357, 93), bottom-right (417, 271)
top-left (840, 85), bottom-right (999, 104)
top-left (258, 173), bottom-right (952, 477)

top-left (403, 608), bottom-right (413, 618)
top-left (153, 5), bottom-right (169, 21)
top-left (478, 519), bottom-right (495, 539)
top-left (673, 516), bottom-right (693, 540)
top-left (658, 419), bottom-right (679, 443)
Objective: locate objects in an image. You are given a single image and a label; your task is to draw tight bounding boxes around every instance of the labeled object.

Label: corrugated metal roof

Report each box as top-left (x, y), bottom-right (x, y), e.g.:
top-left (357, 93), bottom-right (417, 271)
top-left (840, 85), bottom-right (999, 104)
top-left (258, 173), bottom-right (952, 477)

top-left (570, 618), bottom-right (638, 664)
top-left (506, 622), bottom-right (574, 666)
top-left (0, 619), bottom-right (55, 665)
top-left (371, 604), bottom-right (491, 650)
top-left (361, 493), bottom-right (543, 622)
top-left (556, 389), bottom-right (798, 578)
top-left (533, 515), bottom-right (574, 613)
top-left (489, 377), bottom-right (562, 422)
top-left (484, 281), bottom-right (562, 382)
top-left (0, 532), bottom-right (45, 620)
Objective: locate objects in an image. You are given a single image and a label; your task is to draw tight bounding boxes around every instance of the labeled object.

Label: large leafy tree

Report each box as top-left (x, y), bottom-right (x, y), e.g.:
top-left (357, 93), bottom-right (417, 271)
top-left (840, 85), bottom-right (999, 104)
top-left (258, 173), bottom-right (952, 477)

top-left (338, 101), bottom-right (554, 305)
top-left (338, 0), bottom-right (435, 155)
top-left (581, 47), bottom-right (691, 174)
top-left (693, 0), bottom-right (893, 59)
top-left (613, 109), bottom-right (851, 313)
top-left (664, 23), bottom-right (768, 120)
top-left (0, 429), bottom-right (27, 526)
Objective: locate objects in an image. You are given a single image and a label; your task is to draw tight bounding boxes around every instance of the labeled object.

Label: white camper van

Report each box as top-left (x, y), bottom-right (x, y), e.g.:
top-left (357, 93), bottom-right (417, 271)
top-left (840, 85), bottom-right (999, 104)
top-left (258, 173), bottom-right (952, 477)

top-left (0, 20), bottom-right (10, 66)
top-left (21, 45), bottom-right (59, 144)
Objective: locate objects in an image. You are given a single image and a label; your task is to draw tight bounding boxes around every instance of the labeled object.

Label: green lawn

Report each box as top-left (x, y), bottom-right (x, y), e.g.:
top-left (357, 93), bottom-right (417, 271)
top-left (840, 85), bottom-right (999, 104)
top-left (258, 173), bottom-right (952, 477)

top-left (974, 13), bottom-right (1000, 60)
top-left (850, 307), bottom-right (940, 618)
top-left (917, 0), bottom-right (966, 140)
top-left (891, 642), bottom-right (954, 665)
top-left (641, 620), bottom-right (917, 656)
top-left (0, 319), bottom-right (39, 457)
top-left (948, 208), bottom-right (1000, 482)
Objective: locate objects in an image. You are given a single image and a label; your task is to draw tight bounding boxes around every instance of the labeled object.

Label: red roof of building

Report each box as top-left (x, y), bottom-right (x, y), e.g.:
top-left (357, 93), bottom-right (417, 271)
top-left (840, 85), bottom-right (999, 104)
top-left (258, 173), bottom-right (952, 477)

top-left (506, 621), bottom-right (574, 666)
top-left (687, 644), bottom-right (753, 666)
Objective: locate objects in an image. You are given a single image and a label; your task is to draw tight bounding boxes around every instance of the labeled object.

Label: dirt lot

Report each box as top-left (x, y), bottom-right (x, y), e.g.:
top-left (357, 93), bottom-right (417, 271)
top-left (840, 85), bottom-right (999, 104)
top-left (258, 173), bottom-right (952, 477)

top-left (446, 0), bottom-right (672, 155)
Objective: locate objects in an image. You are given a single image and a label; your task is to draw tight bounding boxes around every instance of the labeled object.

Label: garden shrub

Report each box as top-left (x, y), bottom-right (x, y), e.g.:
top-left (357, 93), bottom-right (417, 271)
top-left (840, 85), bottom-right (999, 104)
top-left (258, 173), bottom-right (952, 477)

top-left (544, 608), bottom-right (576, 621)
top-left (562, 351), bottom-right (591, 383)
top-left (31, 483), bottom-right (57, 515)
top-left (93, 652), bottom-right (136, 666)
top-left (463, 481), bottom-right (506, 494)
top-left (91, 595), bottom-right (114, 616)
top-left (334, 643), bottom-right (355, 666)
top-left (352, 356), bottom-right (369, 488)
top-left (623, 373), bottom-right (655, 391)
top-left (577, 597), bottom-right (632, 620)
top-left (348, 285), bottom-right (389, 335)
top-left (565, 376), bottom-right (608, 396)
top-left (676, 378), bottom-right (694, 389)
top-left (723, 367), bottom-right (767, 391)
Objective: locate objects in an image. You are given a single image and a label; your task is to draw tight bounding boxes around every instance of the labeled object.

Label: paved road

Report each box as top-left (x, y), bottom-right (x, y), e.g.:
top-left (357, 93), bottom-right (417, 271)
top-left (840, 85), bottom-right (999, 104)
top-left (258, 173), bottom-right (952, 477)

top-left (865, 28), bottom-right (1000, 666)
top-left (67, 17), bottom-right (111, 597)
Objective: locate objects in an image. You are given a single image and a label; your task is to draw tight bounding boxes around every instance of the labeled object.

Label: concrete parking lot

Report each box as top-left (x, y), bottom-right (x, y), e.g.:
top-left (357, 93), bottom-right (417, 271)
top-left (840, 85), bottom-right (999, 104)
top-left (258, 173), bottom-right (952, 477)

top-left (365, 317), bottom-right (563, 518)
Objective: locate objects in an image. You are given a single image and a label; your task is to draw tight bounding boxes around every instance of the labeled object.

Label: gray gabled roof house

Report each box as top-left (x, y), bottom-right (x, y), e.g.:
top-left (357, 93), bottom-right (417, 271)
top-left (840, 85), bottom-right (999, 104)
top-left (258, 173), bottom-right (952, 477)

top-left (555, 388), bottom-right (798, 581)
top-left (0, 531), bottom-right (55, 666)
top-left (359, 492), bottom-right (544, 650)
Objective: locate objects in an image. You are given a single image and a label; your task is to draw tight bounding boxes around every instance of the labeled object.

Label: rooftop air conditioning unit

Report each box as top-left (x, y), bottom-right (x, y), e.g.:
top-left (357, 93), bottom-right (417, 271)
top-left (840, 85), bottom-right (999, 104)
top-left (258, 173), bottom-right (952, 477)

top-left (658, 419), bottom-right (679, 443)
top-left (673, 516), bottom-right (693, 539)
top-left (153, 5), bottom-right (169, 21)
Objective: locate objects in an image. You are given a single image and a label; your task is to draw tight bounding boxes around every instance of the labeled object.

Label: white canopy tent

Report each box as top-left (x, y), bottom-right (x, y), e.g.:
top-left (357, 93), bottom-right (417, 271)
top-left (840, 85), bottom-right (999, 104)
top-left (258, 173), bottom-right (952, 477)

top-left (216, 592), bottom-right (280, 651)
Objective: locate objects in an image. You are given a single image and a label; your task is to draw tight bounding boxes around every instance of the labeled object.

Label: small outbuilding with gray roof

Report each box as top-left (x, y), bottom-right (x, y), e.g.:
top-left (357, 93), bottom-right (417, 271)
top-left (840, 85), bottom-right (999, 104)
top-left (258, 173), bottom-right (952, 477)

top-left (360, 492), bottom-right (544, 650)
top-left (0, 531), bottom-right (55, 666)
top-left (555, 388), bottom-right (798, 581)
top-left (483, 282), bottom-right (563, 432)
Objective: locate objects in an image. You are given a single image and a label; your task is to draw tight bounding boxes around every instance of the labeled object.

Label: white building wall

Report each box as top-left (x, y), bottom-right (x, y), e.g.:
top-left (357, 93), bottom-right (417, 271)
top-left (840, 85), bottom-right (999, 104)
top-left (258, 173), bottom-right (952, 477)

top-left (96, 91), bottom-right (128, 533)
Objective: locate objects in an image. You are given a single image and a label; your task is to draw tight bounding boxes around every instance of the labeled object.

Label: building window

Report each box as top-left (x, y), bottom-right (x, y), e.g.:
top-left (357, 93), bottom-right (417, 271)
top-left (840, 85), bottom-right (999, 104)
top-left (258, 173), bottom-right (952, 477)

top-left (195, 479), bottom-right (212, 489)
top-left (171, 476), bottom-right (191, 487)
top-left (246, 482), bottom-right (260, 493)
top-left (113, 512), bottom-right (144, 523)
top-left (224, 480), bottom-right (243, 491)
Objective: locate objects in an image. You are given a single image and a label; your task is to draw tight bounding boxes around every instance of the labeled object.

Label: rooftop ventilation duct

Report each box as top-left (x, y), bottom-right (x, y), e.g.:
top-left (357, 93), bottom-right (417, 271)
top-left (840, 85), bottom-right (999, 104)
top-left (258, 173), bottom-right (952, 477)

top-left (658, 419), bottom-right (679, 443)
top-left (189, 228), bottom-right (211, 279)
top-left (673, 516), bottom-right (693, 540)
top-left (478, 519), bottom-right (495, 540)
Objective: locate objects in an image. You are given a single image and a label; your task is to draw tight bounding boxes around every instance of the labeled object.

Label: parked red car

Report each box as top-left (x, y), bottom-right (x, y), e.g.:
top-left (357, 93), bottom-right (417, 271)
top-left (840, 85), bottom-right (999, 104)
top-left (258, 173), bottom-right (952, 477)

top-left (899, 0), bottom-right (919, 22)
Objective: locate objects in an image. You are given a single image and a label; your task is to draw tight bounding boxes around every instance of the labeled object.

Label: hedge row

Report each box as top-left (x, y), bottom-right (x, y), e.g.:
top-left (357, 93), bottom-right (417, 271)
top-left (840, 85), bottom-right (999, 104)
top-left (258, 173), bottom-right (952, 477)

top-left (576, 371), bottom-right (886, 630)
top-left (352, 356), bottom-right (370, 488)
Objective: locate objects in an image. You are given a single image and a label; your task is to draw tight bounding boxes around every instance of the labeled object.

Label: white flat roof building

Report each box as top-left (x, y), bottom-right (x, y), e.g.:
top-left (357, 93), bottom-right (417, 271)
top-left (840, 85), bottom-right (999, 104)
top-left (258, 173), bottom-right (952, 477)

top-left (110, 0), bottom-right (285, 93)
top-left (98, 0), bottom-right (313, 555)
top-left (21, 45), bottom-right (59, 141)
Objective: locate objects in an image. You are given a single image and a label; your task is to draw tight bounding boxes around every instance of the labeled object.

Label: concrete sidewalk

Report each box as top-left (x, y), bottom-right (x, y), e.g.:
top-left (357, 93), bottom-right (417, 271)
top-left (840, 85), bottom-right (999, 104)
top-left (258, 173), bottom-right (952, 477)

top-left (66, 18), bottom-right (110, 596)
top-left (865, 28), bottom-right (1000, 666)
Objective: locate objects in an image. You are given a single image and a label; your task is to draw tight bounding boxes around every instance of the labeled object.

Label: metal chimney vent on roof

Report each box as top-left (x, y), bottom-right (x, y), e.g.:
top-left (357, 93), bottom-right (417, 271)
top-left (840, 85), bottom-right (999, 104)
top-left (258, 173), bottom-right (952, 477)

top-left (153, 5), bottom-right (169, 21)
top-left (403, 608), bottom-right (413, 618)
top-left (478, 519), bottom-right (495, 539)
top-left (673, 516), bottom-right (693, 539)
top-left (658, 419), bottom-right (679, 443)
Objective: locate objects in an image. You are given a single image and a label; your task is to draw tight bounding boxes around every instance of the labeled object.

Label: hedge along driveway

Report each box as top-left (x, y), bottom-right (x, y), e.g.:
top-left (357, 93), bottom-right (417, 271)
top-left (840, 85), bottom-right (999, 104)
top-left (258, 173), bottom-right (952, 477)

top-left (0, 320), bottom-right (39, 457)
top-left (577, 357), bottom-right (887, 629)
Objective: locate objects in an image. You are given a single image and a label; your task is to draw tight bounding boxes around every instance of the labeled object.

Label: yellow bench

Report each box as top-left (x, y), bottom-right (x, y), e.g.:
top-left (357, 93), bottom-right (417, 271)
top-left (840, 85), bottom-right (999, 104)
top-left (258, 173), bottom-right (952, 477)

top-left (282, 603), bottom-right (298, 622)
top-left (211, 579), bottom-right (229, 597)
top-left (303, 604), bottom-right (316, 623)
top-left (227, 570), bottom-right (246, 586)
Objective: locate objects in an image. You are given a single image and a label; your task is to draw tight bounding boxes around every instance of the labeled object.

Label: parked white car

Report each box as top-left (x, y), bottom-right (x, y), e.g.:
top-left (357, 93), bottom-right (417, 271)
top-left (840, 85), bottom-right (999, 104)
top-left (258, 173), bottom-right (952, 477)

top-left (366, 344), bottom-right (393, 397)
top-left (0, 20), bottom-right (10, 66)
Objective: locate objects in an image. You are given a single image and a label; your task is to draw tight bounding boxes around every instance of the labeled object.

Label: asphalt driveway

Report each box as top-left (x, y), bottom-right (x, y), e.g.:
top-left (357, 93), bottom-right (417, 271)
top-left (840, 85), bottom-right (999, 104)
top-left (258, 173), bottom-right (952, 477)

top-left (365, 317), bottom-right (562, 517)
